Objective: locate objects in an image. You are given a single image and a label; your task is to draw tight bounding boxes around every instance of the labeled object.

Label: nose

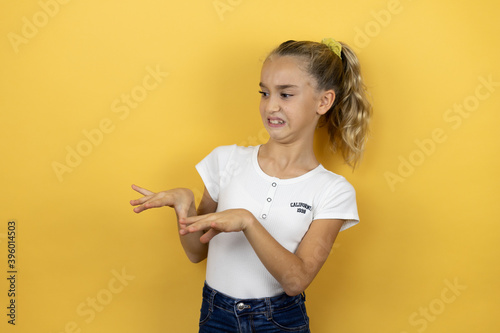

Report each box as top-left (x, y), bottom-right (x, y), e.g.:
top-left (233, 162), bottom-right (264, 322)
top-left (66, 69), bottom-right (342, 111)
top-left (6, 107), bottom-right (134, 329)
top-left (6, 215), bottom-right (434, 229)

top-left (264, 94), bottom-right (280, 113)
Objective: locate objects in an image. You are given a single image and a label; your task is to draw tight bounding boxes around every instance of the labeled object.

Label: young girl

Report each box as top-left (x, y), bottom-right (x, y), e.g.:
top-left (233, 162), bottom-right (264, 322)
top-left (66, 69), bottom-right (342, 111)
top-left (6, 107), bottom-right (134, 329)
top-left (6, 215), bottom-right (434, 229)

top-left (130, 38), bottom-right (371, 332)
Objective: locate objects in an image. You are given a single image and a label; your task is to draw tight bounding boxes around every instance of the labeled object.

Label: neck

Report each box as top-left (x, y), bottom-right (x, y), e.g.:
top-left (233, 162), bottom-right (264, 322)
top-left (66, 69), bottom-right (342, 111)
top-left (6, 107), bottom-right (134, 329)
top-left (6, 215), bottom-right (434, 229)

top-left (258, 137), bottom-right (319, 178)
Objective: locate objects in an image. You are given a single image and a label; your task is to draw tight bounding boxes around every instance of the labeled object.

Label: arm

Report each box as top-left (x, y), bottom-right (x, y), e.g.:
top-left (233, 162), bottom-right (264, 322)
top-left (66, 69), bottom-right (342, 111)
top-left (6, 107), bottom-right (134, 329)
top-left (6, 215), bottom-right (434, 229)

top-left (130, 184), bottom-right (217, 263)
top-left (181, 209), bottom-right (343, 296)
top-left (244, 216), bottom-right (343, 296)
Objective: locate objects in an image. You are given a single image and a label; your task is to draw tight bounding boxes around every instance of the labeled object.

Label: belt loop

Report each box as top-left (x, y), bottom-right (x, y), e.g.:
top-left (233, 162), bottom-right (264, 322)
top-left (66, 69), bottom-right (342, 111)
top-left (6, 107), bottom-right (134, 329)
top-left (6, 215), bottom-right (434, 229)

top-left (301, 291), bottom-right (306, 302)
top-left (209, 288), bottom-right (217, 312)
top-left (265, 297), bottom-right (272, 320)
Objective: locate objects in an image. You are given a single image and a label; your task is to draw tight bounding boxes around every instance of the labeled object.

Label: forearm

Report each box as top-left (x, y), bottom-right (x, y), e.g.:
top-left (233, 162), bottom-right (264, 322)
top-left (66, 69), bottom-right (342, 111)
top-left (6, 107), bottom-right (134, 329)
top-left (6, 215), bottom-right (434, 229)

top-left (176, 198), bottom-right (208, 263)
top-left (130, 185), bottom-right (210, 263)
top-left (243, 217), bottom-right (317, 296)
top-left (180, 207), bottom-right (340, 294)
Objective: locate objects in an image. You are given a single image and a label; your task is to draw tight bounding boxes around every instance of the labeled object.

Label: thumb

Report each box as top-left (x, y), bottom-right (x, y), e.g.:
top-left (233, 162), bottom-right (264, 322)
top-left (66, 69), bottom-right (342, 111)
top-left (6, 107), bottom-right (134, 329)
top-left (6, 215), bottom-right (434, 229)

top-left (200, 229), bottom-right (221, 243)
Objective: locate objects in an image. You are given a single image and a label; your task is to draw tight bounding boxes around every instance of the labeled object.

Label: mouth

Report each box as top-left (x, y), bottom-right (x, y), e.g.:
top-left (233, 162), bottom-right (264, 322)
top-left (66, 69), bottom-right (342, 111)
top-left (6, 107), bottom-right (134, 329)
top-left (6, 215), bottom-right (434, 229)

top-left (267, 117), bottom-right (286, 127)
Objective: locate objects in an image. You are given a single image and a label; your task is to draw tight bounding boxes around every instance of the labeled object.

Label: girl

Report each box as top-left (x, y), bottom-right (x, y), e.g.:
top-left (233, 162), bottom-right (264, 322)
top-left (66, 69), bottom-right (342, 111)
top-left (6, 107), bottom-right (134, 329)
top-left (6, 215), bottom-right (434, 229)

top-left (130, 38), bottom-right (371, 332)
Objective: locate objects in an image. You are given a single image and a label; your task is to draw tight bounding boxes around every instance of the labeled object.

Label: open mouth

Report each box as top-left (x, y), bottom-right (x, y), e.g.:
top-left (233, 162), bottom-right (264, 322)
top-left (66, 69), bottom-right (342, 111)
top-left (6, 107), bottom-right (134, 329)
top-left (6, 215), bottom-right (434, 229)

top-left (268, 118), bottom-right (286, 126)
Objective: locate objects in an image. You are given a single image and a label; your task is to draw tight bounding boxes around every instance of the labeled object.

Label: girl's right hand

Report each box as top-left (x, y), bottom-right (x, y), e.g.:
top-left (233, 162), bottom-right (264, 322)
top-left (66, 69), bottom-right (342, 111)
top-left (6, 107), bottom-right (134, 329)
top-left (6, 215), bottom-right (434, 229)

top-left (129, 184), bottom-right (194, 220)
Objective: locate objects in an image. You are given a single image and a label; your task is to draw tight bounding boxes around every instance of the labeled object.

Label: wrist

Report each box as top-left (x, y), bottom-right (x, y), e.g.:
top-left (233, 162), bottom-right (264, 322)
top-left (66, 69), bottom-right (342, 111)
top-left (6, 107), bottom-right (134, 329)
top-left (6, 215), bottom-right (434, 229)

top-left (173, 188), bottom-right (194, 207)
top-left (242, 210), bottom-right (258, 232)
top-left (177, 187), bottom-right (194, 199)
top-left (173, 188), bottom-right (195, 220)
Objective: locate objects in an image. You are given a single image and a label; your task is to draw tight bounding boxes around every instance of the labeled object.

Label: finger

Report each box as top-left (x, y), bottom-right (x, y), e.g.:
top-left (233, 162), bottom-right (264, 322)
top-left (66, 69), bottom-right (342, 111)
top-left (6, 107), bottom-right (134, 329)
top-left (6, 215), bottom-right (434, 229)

top-left (184, 220), bottom-right (214, 233)
top-left (183, 214), bottom-right (213, 224)
top-left (141, 197), bottom-right (172, 209)
top-left (200, 229), bottom-right (221, 243)
top-left (130, 195), bottom-right (153, 206)
top-left (178, 218), bottom-right (196, 229)
top-left (133, 204), bottom-right (149, 213)
top-left (132, 198), bottom-right (166, 213)
top-left (131, 184), bottom-right (154, 196)
top-left (180, 216), bottom-right (212, 229)
top-left (178, 224), bottom-right (193, 236)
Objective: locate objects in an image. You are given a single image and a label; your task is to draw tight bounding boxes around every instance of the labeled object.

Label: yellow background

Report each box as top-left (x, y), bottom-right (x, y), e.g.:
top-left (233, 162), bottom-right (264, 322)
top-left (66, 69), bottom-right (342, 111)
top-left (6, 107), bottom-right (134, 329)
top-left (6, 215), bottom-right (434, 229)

top-left (1, 0), bottom-right (499, 332)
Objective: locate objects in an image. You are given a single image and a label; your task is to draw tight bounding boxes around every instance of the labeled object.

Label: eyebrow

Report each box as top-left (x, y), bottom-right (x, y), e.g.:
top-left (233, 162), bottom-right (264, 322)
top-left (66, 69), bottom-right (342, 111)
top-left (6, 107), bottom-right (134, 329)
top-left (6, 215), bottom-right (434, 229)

top-left (259, 82), bottom-right (299, 89)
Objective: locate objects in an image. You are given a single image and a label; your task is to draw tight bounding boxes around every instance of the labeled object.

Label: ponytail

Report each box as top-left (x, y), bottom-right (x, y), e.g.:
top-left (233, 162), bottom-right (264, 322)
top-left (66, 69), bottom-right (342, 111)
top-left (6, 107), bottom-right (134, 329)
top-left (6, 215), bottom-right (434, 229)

top-left (322, 42), bottom-right (371, 168)
top-left (268, 39), bottom-right (372, 168)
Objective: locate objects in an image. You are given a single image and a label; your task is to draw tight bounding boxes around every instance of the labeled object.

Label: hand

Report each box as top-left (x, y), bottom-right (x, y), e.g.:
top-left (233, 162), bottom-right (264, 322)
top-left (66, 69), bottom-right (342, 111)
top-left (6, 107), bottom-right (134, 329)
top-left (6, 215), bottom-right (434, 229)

top-left (130, 184), bottom-right (194, 220)
top-left (179, 209), bottom-right (256, 243)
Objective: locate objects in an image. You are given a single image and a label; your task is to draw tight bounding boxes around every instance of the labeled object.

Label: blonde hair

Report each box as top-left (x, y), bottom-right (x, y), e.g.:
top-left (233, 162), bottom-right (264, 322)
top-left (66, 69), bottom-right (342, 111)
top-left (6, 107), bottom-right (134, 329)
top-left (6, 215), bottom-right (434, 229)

top-left (267, 40), bottom-right (372, 168)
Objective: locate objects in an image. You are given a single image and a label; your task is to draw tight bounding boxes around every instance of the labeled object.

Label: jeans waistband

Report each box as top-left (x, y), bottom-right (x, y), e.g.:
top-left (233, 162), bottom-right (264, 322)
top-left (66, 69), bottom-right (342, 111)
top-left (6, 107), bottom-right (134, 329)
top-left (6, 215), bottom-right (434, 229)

top-left (202, 282), bottom-right (305, 318)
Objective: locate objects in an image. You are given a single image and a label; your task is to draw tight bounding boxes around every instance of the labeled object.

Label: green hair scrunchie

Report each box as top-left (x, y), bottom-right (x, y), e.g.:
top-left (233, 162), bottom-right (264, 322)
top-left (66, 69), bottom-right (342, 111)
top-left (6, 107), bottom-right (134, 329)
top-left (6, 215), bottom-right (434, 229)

top-left (321, 37), bottom-right (342, 60)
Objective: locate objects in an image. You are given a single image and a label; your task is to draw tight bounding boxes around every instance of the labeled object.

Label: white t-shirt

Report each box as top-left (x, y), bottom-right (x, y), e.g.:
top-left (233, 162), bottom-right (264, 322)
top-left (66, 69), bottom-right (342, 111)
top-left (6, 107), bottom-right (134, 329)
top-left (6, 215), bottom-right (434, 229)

top-left (196, 145), bottom-right (359, 298)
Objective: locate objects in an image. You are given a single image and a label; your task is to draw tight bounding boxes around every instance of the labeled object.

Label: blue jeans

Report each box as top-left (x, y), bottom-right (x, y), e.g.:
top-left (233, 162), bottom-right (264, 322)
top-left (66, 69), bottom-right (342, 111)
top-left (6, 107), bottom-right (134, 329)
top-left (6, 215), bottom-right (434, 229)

top-left (199, 282), bottom-right (310, 332)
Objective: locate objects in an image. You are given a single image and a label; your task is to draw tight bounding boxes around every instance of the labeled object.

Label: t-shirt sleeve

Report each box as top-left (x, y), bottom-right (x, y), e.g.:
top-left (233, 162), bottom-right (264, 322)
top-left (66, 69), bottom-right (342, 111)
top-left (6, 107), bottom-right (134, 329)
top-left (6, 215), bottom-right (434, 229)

top-left (195, 145), bottom-right (236, 202)
top-left (313, 177), bottom-right (360, 232)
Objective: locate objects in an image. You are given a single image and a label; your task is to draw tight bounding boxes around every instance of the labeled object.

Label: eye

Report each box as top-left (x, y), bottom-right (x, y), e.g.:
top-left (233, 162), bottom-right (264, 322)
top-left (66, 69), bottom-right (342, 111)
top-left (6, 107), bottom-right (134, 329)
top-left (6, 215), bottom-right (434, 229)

top-left (281, 93), bottom-right (293, 98)
top-left (258, 90), bottom-right (269, 97)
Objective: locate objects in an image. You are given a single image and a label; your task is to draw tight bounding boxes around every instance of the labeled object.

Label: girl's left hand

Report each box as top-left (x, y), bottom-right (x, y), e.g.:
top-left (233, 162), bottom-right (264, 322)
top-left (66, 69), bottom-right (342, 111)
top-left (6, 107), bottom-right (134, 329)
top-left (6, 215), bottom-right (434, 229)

top-left (179, 209), bottom-right (255, 244)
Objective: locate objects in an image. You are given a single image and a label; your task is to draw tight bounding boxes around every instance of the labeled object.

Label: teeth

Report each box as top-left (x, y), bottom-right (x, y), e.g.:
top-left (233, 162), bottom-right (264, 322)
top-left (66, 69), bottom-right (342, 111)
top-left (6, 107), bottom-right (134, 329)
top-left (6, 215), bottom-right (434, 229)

top-left (269, 119), bottom-right (284, 124)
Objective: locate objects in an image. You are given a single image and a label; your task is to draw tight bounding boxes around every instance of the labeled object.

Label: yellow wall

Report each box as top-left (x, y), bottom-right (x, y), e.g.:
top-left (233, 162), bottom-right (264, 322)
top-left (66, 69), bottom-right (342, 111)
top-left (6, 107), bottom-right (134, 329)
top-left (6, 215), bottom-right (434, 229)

top-left (1, 0), bottom-right (499, 332)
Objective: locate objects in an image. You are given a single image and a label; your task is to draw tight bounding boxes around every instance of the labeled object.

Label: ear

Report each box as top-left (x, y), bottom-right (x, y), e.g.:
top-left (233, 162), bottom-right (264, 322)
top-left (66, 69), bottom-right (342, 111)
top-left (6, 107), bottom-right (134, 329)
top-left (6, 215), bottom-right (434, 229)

top-left (317, 89), bottom-right (336, 115)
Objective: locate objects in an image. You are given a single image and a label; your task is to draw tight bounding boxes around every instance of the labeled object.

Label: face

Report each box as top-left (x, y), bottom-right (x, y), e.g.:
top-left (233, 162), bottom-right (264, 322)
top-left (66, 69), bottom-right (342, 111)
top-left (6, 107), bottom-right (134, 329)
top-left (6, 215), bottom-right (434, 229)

top-left (259, 55), bottom-right (333, 145)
